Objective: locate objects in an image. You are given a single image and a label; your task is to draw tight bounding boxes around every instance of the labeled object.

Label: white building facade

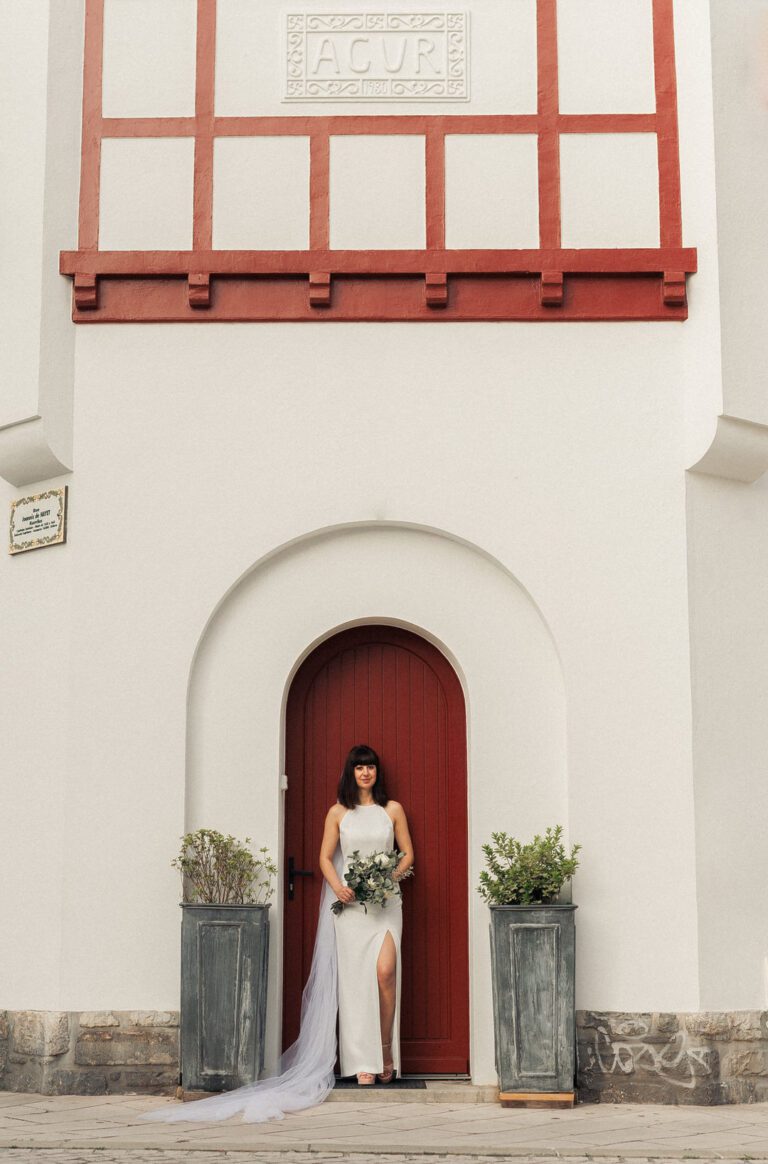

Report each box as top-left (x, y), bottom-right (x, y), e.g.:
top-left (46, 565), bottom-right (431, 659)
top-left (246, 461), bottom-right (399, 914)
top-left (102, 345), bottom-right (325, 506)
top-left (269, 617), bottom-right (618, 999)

top-left (1, 0), bottom-right (768, 1103)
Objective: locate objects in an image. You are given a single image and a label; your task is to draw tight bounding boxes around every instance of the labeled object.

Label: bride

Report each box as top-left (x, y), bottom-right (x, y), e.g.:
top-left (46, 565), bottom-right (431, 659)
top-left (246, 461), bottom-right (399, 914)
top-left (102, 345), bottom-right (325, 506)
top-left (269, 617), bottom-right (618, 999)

top-left (142, 743), bottom-right (414, 1124)
top-left (321, 744), bottom-right (414, 1086)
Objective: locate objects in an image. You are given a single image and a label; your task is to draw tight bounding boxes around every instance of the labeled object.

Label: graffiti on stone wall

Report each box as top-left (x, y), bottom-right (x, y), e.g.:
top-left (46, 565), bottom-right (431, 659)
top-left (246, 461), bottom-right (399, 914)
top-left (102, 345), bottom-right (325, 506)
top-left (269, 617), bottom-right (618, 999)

top-left (579, 1014), bottom-right (715, 1091)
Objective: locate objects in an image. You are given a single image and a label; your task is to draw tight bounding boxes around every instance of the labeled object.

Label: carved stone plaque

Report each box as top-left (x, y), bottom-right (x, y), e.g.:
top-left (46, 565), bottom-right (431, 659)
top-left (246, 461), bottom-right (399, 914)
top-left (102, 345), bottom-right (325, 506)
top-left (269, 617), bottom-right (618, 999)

top-left (284, 13), bottom-right (469, 102)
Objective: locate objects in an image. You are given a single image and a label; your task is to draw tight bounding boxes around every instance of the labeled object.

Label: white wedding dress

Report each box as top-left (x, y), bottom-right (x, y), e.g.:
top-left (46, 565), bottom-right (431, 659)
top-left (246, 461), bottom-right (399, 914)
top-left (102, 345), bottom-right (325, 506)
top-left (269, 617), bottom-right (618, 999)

top-left (335, 803), bottom-right (402, 1077)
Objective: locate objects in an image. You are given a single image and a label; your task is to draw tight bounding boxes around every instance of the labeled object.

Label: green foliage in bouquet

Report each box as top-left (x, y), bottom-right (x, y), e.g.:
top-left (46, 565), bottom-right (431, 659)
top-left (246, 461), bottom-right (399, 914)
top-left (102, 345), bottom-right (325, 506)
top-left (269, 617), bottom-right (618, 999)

top-left (173, 828), bottom-right (277, 905)
top-left (332, 848), bottom-right (414, 916)
top-left (478, 825), bottom-right (580, 906)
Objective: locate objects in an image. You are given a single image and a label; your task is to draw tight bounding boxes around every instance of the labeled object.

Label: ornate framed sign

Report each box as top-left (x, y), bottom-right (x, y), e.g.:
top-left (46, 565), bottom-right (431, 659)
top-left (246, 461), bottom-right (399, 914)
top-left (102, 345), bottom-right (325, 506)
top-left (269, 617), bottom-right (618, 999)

top-left (9, 487), bottom-right (68, 555)
top-left (284, 12), bottom-right (470, 103)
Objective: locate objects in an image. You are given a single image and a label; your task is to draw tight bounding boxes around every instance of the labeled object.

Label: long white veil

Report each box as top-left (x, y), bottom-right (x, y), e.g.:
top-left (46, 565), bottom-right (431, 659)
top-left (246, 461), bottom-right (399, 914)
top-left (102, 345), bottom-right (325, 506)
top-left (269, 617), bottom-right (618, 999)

top-left (141, 849), bottom-right (342, 1124)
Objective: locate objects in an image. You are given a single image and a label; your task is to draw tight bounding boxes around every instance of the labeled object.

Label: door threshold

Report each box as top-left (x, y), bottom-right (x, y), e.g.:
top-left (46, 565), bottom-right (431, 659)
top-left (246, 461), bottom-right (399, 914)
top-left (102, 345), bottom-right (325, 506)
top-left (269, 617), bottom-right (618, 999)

top-left (402, 1073), bottom-right (472, 1080)
top-left (328, 1077), bottom-right (498, 1103)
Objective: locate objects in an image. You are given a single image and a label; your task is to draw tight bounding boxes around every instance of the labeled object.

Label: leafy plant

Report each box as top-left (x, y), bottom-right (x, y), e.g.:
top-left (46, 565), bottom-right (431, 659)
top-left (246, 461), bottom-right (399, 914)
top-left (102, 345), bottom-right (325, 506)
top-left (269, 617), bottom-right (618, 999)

top-left (173, 828), bottom-right (277, 905)
top-left (478, 825), bottom-right (580, 905)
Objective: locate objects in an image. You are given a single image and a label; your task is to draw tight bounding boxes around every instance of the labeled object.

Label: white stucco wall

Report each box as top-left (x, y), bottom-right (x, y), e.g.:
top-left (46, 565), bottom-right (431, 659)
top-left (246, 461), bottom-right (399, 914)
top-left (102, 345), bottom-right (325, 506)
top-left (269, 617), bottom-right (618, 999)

top-left (682, 0), bottom-right (768, 1011)
top-left (0, 0), bottom-right (82, 1009)
top-left (3, 316), bottom-right (706, 1054)
top-left (708, 0), bottom-right (768, 429)
top-left (0, 0), bottom-right (48, 423)
top-left (0, 471), bottom-right (71, 1010)
top-left (0, 0), bottom-right (81, 485)
top-left (4, 0), bottom-right (767, 1086)
top-left (686, 472), bottom-right (768, 1011)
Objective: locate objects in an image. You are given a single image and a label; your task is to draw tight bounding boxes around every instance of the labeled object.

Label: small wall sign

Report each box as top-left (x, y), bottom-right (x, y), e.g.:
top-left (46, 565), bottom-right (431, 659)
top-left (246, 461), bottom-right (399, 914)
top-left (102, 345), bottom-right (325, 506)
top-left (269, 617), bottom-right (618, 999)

top-left (284, 12), bottom-right (469, 102)
top-left (9, 487), bottom-right (68, 555)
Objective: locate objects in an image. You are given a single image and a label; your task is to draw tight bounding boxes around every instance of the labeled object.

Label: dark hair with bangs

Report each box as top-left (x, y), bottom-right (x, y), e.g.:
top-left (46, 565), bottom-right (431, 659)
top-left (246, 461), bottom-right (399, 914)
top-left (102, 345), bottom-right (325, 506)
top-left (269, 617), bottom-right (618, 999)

top-left (337, 744), bottom-right (388, 809)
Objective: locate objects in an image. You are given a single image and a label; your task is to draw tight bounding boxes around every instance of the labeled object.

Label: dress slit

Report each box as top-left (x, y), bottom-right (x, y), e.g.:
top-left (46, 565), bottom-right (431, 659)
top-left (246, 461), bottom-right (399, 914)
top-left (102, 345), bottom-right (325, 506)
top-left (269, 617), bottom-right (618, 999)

top-left (375, 928), bottom-right (400, 1067)
top-left (379, 927), bottom-right (401, 1076)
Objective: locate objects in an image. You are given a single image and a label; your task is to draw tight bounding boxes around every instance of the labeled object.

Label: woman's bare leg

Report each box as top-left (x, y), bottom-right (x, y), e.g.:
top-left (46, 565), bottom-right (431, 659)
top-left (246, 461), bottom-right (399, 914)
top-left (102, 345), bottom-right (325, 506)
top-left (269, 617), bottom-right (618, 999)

top-left (377, 931), bottom-right (398, 1064)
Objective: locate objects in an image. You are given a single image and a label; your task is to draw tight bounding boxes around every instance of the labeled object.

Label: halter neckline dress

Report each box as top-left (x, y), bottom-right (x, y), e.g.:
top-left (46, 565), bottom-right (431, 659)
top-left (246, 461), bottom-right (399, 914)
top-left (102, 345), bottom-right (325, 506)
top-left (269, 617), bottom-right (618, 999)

top-left (334, 803), bottom-right (403, 1077)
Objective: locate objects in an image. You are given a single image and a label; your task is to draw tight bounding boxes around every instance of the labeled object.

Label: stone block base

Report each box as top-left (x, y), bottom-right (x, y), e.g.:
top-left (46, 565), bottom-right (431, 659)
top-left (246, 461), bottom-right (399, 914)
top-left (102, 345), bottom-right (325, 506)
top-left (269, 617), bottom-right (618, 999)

top-left (0, 1010), bottom-right (179, 1096)
top-left (4, 1007), bottom-right (768, 1101)
top-left (577, 1010), bottom-right (768, 1105)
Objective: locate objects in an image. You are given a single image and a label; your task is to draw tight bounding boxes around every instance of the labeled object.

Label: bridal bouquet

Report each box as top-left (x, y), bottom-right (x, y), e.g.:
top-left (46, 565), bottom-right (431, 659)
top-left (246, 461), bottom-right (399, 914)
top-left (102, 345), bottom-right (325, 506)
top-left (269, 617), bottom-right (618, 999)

top-left (331, 848), bottom-right (413, 916)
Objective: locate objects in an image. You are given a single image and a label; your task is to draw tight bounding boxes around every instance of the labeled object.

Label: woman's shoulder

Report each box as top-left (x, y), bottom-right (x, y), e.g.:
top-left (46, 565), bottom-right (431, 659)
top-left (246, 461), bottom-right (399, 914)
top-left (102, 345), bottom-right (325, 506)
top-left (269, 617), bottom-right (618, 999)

top-left (326, 802), bottom-right (347, 821)
top-left (384, 799), bottom-right (404, 817)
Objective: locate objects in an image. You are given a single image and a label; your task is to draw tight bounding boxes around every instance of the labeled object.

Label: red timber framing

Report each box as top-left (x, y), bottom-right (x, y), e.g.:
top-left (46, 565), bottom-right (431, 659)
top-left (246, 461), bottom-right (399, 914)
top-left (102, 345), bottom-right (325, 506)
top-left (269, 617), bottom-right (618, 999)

top-left (60, 0), bottom-right (697, 323)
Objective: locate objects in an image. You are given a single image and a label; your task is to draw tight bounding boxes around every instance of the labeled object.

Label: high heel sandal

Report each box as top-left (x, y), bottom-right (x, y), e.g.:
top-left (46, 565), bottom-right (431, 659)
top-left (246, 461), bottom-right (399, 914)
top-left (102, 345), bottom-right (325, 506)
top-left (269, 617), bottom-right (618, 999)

top-left (356, 1072), bottom-right (375, 1086)
top-left (377, 1041), bottom-right (396, 1085)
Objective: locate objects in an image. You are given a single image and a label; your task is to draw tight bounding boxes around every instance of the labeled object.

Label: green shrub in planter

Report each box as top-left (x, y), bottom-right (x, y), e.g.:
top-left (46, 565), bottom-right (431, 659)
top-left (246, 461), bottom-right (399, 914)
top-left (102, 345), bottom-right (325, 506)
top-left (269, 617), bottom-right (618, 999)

top-left (479, 825), bottom-right (581, 1102)
top-left (173, 828), bottom-right (277, 905)
top-left (173, 829), bottom-right (277, 1091)
top-left (478, 825), bottom-right (580, 906)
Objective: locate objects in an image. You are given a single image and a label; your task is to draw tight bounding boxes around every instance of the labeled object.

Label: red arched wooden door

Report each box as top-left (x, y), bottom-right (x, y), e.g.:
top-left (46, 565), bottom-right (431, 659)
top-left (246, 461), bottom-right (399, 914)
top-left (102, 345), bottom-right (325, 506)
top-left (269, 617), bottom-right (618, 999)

top-left (283, 625), bottom-right (469, 1075)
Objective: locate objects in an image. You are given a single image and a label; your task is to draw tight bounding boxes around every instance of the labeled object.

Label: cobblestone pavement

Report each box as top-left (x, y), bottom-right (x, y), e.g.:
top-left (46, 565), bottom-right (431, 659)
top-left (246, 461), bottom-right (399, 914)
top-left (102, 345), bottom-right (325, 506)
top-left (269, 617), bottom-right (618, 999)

top-left (0, 1155), bottom-right (693, 1164)
top-left (2, 1094), bottom-right (768, 1160)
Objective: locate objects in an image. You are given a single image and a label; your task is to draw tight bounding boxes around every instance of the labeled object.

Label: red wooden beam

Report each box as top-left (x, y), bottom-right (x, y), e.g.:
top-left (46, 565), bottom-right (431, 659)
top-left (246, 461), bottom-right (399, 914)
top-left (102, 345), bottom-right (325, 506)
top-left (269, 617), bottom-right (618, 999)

top-left (425, 131), bottom-right (446, 251)
top-left (653, 0), bottom-right (683, 248)
top-left (61, 247), bottom-right (697, 278)
top-left (100, 114), bottom-right (659, 140)
top-left (101, 117), bottom-right (197, 137)
top-left (536, 0), bottom-right (561, 249)
top-left (425, 273), bottom-right (449, 308)
top-left (558, 114), bottom-right (656, 134)
top-left (309, 271), bottom-right (332, 307)
top-left (188, 272), bottom-right (211, 307)
top-left (65, 274), bottom-right (692, 324)
top-left (309, 135), bottom-right (330, 251)
top-left (213, 115), bottom-right (543, 137)
top-left (193, 0), bottom-right (216, 251)
top-left (78, 0), bottom-right (104, 250)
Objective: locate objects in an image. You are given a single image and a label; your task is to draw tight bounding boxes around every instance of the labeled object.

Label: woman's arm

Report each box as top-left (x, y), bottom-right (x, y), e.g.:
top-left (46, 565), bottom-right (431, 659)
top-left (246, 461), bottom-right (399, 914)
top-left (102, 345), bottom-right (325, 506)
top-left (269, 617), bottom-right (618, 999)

top-left (389, 802), bottom-right (415, 881)
top-left (319, 805), bottom-right (355, 904)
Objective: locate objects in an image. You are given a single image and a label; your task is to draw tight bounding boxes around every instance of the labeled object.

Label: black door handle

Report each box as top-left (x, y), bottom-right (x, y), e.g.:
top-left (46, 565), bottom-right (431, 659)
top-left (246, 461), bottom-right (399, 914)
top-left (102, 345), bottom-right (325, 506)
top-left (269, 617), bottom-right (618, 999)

top-left (287, 855), bottom-right (314, 901)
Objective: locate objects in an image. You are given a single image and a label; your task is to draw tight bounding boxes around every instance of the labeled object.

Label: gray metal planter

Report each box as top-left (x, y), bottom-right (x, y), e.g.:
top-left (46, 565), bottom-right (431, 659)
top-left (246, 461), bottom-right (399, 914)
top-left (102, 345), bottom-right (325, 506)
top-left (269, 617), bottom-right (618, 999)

top-left (180, 903), bottom-right (270, 1092)
top-left (489, 904), bottom-right (576, 1098)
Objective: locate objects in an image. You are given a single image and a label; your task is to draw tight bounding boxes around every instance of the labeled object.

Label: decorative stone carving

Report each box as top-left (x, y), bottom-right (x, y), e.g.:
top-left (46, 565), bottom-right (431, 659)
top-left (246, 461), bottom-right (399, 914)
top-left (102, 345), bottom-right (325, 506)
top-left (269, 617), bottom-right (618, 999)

top-left (284, 12), bottom-right (469, 102)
